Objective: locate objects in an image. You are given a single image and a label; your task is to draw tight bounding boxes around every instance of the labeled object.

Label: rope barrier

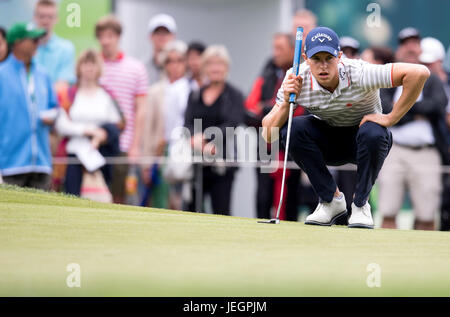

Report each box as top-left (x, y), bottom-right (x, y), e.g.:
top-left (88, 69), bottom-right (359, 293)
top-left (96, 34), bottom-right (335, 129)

top-left (51, 156), bottom-right (450, 174)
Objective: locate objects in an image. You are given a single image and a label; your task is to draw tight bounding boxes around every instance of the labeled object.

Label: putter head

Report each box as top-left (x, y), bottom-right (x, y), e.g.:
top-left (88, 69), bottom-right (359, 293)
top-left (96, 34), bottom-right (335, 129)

top-left (257, 219), bottom-right (280, 224)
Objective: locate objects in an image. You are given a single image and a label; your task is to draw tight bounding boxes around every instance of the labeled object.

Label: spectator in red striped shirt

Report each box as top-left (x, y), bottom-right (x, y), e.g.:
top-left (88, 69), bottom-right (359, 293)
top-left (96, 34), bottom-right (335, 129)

top-left (95, 15), bottom-right (149, 204)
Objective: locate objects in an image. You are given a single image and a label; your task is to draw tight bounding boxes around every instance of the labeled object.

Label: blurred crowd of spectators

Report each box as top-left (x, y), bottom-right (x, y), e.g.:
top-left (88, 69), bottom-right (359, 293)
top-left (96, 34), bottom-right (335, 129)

top-left (0, 0), bottom-right (449, 230)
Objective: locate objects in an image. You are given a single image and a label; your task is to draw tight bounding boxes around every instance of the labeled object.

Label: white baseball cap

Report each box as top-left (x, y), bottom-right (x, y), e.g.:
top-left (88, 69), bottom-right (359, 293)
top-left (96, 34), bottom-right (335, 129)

top-left (148, 13), bottom-right (177, 34)
top-left (419, 37), bottom-right (445, 64)
top-left (339, 36), bottom-right (360, 50)
top-left (398, 27), bottom-right (420, 43)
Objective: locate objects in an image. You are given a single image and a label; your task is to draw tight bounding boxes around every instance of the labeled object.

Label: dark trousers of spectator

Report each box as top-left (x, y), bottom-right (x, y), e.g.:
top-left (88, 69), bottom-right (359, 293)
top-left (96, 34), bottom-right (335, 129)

top-left (280, 115), bottom-right (392, 208)
top-left (61, 123), bottom-right (121, 198)
top-left (3, 173), bottom-right (51, 191)
top-left (256, 170), bottom-right (273, 219)
top-left (441, 174), bottom-right (450, 231)
top-left (110, 151), bottom-right (128, 204)
top-left (64, 155), bottom-right (112, 196)
top-left (187, 165), bottom-right (235, 215)
top-left (255, 168), bottom-right (301, 221)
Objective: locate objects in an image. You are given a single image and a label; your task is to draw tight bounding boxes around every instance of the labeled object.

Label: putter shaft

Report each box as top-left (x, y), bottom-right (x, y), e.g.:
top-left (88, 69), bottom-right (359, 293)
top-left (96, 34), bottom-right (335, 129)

top-left (273, 102), bottom-right (295, 222)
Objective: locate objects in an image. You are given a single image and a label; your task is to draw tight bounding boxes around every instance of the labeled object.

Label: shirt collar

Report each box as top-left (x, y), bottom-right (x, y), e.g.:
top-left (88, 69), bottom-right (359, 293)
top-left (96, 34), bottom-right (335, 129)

top-left (10, 53), bottom-right (35, 71)
top-left (336, 61), bottom-right (351, 91)
top-left (310, 70), bottom-right (327, 93)
top-left (38, 34), bottom-right (57, 50)
top-left (102, 51), bottom-right (125, 62)
top-left (310, 61), bottom-right (351, 97)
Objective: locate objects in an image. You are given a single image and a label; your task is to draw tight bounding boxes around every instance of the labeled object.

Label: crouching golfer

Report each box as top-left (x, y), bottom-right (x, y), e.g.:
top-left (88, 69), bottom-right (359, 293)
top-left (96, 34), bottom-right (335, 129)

top-left (262, 27), bottom-right (430, 228)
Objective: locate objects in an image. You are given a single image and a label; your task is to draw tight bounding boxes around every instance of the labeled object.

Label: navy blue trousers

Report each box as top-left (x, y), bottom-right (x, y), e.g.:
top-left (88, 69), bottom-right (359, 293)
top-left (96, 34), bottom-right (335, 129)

top-left (64, 155), bottom-right (112, 196)
top-left (280, 115), bottom-right (392, 207)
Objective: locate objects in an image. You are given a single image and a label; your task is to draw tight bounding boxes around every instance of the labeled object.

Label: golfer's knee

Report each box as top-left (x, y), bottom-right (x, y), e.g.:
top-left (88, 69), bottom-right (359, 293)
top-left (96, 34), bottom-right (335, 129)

top-left (357, 122), bottom-right (389, 148)
top-left (283, 123), bottom-right (307, 149)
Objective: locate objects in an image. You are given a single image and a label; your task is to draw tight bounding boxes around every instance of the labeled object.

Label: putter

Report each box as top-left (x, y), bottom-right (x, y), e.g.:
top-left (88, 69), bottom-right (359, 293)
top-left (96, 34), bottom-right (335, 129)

top-left (258, 26), bottom-right (303, 225)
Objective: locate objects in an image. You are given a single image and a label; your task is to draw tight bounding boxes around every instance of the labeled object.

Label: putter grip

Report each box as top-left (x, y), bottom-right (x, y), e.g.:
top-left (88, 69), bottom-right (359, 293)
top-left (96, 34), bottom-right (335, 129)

top-left (289, 27), bottom-right (304, 103)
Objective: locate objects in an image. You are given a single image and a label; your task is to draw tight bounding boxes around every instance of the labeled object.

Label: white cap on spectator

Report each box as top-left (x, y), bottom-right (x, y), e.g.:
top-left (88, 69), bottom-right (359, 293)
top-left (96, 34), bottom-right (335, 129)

top-left (419, 37), bottom-right (446, 64)
top-left (339, 36), bottom-right (360, 50)
top-left (398, 27), bottom-right (420, 43)
top-left (148, 13), bottom-right (177, 34)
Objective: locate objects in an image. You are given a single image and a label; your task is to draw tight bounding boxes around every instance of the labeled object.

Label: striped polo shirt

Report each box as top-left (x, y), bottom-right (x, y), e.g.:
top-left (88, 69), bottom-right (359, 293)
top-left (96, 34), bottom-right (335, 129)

top-left (276, 58), bottom-right (394, 126)
top-left (100, 52), bottom-right (148, 152)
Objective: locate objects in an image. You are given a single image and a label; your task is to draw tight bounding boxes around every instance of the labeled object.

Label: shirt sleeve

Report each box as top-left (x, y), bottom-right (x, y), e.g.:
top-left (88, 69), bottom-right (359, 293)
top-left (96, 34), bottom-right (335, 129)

top-left (54, 109), bottom-right (88, 137)
top-left (47, 75), bottom-right (58, 110)
top-left (183, 91), bottom-right (196, 135)
top-left (216, 88), bottom-right (245, 135)
top-left (359, 62), bottom-right (394, 90)
top-left (106, 94), bottom-right (123, 124)
top-left (56, 44), bottom-right (76, 84)
top-left (135, 63), bottom-right (149, 97)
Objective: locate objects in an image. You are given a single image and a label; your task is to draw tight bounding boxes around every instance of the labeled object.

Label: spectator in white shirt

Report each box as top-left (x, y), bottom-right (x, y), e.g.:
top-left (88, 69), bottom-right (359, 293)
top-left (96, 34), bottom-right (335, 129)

top-left (55, 49), bottom-right (124, 196)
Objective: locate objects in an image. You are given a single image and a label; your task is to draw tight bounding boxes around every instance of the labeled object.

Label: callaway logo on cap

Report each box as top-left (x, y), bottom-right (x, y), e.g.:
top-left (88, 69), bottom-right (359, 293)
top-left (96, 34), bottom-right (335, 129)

top-left (304, 26), bottom-right (340, 58)
top-left (311, 33), bottom-right (332, 42)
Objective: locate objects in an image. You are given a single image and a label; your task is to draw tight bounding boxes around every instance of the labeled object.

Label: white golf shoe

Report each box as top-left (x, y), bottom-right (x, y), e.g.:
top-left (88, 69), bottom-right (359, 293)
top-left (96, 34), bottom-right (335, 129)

top-left (348, 202), bottom-right (374, 229)
top-left (305, 194), bottom-right (347, 226)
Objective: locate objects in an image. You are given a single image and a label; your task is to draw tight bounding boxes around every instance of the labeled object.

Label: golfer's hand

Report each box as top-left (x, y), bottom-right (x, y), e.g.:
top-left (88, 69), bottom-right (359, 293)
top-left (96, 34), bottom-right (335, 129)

top-left (283, 73), bottom-right (303, 104)
top-left (359, 113), bottom-right (394, 127)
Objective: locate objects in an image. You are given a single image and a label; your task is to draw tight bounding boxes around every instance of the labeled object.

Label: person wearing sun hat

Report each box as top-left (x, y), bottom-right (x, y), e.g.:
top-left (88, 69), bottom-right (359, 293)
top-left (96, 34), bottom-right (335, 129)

top-left (0, 22), bottom-right (58, 190)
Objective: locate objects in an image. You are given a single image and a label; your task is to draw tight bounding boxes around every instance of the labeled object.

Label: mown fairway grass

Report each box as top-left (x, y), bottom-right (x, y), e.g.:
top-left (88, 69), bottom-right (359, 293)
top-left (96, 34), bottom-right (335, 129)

top-left (0, 184), bottom-right (449, 296)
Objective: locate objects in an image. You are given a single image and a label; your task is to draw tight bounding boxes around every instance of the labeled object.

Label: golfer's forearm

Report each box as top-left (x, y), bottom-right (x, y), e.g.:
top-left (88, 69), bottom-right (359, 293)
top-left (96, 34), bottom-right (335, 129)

top-left (388, 63), bottom-right (430, 125)
top-left (262, 102), bottom-right (290, 143)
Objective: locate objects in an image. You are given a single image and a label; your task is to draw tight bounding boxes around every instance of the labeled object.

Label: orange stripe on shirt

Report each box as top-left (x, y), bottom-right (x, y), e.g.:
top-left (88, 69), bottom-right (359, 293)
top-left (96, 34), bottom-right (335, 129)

top-left (390, 63), bottom-right (394, 87)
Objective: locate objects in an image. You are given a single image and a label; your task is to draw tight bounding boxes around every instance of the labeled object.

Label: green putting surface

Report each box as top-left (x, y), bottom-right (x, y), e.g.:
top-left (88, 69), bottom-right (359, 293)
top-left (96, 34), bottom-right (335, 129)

top-left (0, 184), bottom-right (449, 297)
